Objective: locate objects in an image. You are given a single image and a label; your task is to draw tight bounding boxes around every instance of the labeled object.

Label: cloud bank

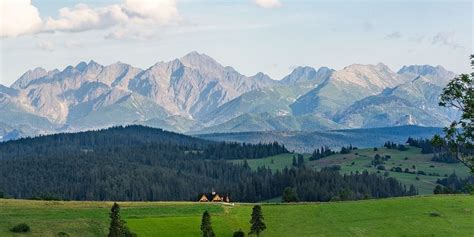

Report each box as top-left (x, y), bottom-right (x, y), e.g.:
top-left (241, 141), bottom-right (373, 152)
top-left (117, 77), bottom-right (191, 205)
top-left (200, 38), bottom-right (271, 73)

top-left (0, 0), bottom-right (43, 37)
top-left (0, 0), bottom-right (180, 38)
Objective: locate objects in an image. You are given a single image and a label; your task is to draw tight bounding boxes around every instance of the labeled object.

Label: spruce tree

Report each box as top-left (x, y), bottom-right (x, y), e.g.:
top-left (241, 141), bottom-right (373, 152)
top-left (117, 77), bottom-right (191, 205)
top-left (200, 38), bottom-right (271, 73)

top-left (249, 205), bottom-right (266, 236)
top-left (200, 211), bottom-right (215, 237)
top-left (108, 202), bottom-right (124, 237)
top-left (282, 187), bottom-right (298, 202)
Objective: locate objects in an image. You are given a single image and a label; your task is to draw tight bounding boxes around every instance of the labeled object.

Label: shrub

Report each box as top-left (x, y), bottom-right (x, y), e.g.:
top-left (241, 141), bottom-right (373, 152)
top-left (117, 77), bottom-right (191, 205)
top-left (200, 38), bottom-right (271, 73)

top-left (57, 232), bottom-right (70, 237)
top-left (10, 223), bottom-right (30, 233)
top-left (233, 229), bottom-right (245, 237)
top-left (429, 212), bottom-right (441, 217)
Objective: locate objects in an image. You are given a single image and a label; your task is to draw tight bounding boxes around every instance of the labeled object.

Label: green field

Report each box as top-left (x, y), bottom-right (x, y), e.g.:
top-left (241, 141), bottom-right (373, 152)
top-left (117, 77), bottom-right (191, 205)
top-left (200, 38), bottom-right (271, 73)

top-left (1, 195), bottom-right (473, 236)
top-left (232, 147), bottom-right (471, 194)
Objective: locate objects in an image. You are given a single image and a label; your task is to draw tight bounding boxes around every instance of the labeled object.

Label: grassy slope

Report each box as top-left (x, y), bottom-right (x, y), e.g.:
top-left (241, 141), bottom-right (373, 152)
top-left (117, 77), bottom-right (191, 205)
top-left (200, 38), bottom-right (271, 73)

top-left (0, 196), bottom-right (473, 237)
top-left (232, 147), bottom-right (470, 194)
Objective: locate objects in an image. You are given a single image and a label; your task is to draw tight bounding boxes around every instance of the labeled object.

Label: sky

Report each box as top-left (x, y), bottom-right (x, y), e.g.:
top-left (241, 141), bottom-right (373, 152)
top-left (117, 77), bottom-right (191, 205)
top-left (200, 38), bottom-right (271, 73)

top-left (0, 0), bottom-right (472, 86)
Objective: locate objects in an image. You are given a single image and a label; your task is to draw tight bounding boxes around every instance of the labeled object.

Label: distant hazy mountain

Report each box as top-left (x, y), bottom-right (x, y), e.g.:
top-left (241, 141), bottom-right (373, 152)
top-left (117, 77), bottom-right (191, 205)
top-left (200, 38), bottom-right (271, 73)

top-left (0, 52), bottom-right (457, 140)
top-left (290, 63), bottom-right (408, 118)
top-left (198, 125), bottom-right (443, 152)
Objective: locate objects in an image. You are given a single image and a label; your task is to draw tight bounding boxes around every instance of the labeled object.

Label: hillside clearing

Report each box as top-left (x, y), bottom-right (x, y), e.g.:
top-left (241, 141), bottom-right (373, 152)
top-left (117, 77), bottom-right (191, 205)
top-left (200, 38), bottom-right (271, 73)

top-left (232, 147), bottom-right (470, 194)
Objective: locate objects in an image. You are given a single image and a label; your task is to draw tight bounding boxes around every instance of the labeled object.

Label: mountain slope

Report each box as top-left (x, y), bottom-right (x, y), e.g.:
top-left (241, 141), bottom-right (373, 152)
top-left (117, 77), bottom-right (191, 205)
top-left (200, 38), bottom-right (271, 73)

top-left (0, 52), bottom-right (458, 138)
top-left (291, 63), bottom-right (408, 117)
top-left (334, 66), bottom-right (456, 128)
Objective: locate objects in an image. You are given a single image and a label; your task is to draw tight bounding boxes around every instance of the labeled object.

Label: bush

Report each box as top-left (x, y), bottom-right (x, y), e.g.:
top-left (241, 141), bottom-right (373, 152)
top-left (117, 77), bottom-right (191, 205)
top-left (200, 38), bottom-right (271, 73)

top-left (233, 229), bottom-right (245, 237)
top-left (57, 232), bottom-right (70, 237)
top-left (429, 212), bottom-right (441, 217)
top-left (10, 223), bottom-right (30, 233)
top-left (417, 170), bottom-right (426, 175)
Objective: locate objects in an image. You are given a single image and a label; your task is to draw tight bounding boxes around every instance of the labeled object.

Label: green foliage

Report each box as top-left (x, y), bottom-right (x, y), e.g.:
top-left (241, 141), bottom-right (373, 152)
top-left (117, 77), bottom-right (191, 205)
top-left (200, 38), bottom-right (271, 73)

top-left (436, 55), bottom-right (474, 172)
top-left (108, 202), bottom-right (136, 237)
top-left (233, 229), bottom-right (245, 237)
top-left (10, 223), bottom-right (30, 233)
top-left (249, 205), bottom-right (266, 237)
top-left (201, 211), bottom-right (215, 237)
top-left (108, 203), bottom-right (125, 237)
top-left (282, 187), bottom-right (298, 203)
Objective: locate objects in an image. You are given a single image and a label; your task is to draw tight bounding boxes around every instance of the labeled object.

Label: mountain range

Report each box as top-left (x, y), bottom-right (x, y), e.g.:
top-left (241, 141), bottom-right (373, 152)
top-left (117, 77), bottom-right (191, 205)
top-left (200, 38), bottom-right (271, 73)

top-left (0, 51), bottom-right (457, 141)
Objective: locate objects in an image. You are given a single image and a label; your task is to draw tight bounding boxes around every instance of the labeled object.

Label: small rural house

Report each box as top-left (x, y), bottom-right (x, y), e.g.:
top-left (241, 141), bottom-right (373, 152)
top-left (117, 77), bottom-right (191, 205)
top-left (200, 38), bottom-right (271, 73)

top-left (199, 191), bottom-right (230, 203)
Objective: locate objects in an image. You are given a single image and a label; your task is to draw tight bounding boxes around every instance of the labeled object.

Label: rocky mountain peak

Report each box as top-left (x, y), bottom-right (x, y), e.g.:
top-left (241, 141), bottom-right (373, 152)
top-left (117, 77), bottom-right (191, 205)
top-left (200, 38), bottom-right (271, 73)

top-left (398, 64), bottom-right (455, 86)
top-left (11, 67), bottom-right (49, 89)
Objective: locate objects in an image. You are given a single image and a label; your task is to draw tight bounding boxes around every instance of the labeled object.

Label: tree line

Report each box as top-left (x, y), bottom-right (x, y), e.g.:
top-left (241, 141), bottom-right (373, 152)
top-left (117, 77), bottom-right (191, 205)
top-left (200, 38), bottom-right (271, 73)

top-left (0, 125), bottom-right (413, 202)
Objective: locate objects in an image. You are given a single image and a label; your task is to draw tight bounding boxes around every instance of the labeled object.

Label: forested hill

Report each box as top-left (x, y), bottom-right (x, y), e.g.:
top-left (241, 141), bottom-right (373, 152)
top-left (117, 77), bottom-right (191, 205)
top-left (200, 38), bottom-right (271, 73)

top-left (0, 125), bottom-right (288, 160)
top-left (0, 126), bottom-right (412, 202)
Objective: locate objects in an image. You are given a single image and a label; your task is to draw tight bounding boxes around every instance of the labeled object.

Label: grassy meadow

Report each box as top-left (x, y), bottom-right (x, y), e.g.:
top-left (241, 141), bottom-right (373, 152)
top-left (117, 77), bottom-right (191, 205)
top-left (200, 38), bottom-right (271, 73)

top-left (0, 195), bottom-right (473, 236)
top-left (232, 146), bottom-right (470, 194)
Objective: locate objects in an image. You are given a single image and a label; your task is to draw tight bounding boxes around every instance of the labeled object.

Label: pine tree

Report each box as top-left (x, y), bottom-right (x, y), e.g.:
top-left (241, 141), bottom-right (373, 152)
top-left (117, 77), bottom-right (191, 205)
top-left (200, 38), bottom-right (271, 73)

top-left (292, 156), bottom-right (297, 166)
top-left (282, 187), bottom-right (298, 202)
top-left (201, 211), bottom-right (215, 237)
top-left (108, 202), bottom-right (124, 237)
top-left (107, 202), bottom-right (136, 237)
top-left (249, 205), bottom-right (266, 236)
top-left (297, 154), bottom-right (304, 167)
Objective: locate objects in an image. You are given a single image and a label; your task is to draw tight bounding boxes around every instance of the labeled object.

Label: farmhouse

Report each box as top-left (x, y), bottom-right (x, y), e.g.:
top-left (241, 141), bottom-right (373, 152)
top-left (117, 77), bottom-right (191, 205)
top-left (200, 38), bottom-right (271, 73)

top-left (199, 191), bottom-right (230, 203)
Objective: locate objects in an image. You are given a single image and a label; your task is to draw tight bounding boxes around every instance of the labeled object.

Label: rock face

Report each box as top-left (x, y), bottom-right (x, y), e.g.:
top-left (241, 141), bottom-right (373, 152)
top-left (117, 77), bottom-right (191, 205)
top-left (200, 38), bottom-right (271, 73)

top-left (0, 52), bottom-right (458, 140)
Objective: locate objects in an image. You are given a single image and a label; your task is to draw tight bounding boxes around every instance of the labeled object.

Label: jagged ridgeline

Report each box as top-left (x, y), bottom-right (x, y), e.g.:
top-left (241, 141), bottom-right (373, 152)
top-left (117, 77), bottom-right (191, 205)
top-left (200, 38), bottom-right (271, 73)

top-left (0, 52), bottom-right (459, 141)
top-left (0, 126), bottom-right (413, 201)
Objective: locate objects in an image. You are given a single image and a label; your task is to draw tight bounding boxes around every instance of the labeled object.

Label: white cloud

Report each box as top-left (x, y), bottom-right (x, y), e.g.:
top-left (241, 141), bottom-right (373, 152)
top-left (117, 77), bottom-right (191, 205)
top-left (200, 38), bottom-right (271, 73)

top-left (37, 41), bottom-right (55, 51)
top-left (123, 0), bottom-right (179, 25)
top-left (105, 27), bottom-right (158, 40)
top-left (44, 4), bottom-right (128, 32)
top-left (1, 0), bottom-right (180, 38)
top-left (431, 32), bottom-right (463, 49)
top-left (0, 0), bottom-right (43, 37)
top-left (254, 0), bottom-right (282, 9)
top-left (385, 31), bottom-right (402, 40)
top-left (64, 40), bottom-right (83, 48)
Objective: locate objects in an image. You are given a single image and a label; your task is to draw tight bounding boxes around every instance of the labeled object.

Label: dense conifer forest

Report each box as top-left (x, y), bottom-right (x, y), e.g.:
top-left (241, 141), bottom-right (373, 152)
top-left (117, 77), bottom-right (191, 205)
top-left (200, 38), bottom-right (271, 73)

top-left (0, 126), bottom-right (414, 202)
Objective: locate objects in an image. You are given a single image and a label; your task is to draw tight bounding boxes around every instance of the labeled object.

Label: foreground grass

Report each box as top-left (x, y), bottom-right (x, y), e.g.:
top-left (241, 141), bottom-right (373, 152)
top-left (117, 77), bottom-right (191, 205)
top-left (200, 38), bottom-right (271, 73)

top-left (0, 195), bottom-right (473, 236)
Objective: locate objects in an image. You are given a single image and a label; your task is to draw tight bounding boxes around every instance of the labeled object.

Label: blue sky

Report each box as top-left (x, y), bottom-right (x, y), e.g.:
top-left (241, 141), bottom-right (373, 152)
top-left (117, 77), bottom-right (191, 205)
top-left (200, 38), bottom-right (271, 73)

top-left (1, 0), bottom-right (472, 86)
